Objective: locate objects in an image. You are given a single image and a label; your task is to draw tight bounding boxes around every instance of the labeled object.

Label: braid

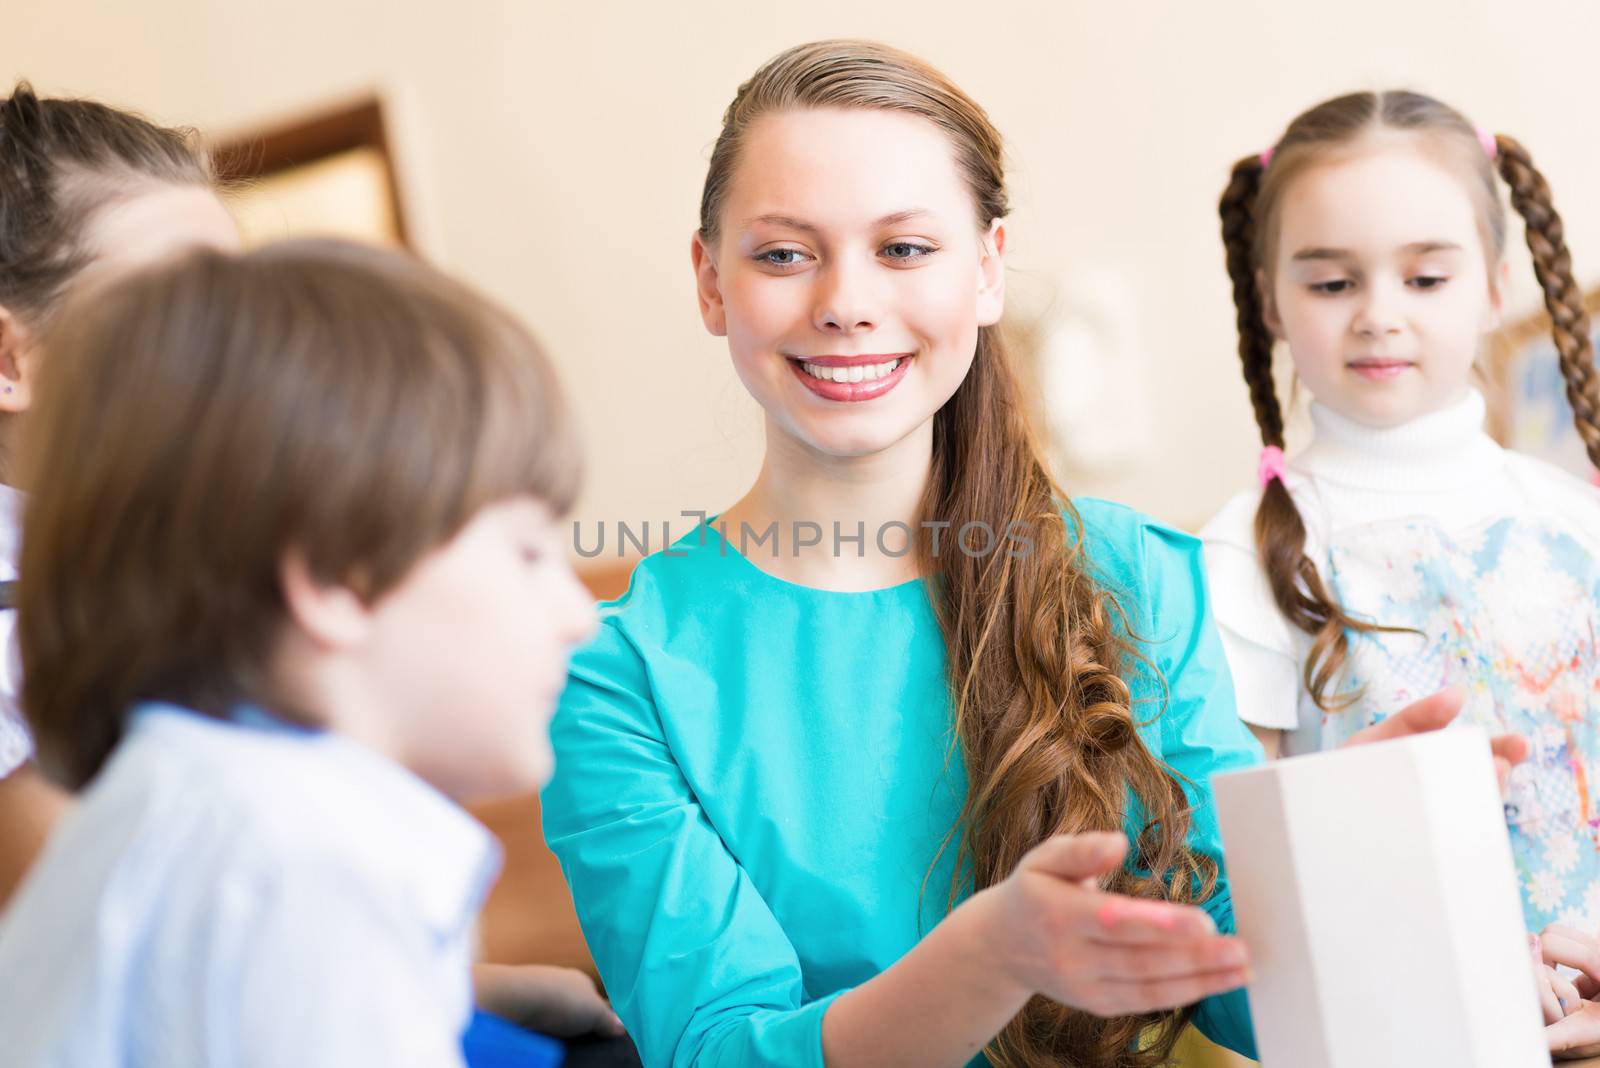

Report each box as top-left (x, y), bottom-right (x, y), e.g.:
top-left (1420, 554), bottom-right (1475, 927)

top-left (1220, 155), bottom-right (1283, 448)
top-left (1494, 134), bottom-right (1600, 469)
top-left (1218, 151), bottom-right (1407, 712)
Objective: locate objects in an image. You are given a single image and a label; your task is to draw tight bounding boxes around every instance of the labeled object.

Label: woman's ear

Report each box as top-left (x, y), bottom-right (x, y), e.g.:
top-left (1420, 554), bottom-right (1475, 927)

top-left (690, 232), bottom-right (728, 337)
top-left (1256, 268), bottom-right (1285, 341)
top-left (0, 305), bottom-right (36, 414)
top-left (975, 218), bottom-right (1006, 328)
top-left (278, 551), bottom-right (372, 652)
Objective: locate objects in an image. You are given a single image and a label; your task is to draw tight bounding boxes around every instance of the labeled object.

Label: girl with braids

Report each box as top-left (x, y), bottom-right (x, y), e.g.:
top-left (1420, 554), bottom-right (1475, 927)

top-left (1202, 91), bottom-right (1600, 937)
top-left (0, 81), bottom-right (239, 907)
top-left (542, 43), bottom-right (1502, 1068)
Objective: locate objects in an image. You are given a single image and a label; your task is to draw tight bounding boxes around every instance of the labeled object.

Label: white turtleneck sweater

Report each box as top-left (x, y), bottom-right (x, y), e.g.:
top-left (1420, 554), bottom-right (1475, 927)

top-left (1201, 388), bottom-right (1600, 930)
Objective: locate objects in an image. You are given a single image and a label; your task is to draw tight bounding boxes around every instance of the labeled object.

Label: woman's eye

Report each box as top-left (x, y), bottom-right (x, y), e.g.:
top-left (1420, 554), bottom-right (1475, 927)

top-left (882, 242), bottom-right (936, 262)
top-left (756, 248), bottom-right (810, 268)
top-left (1409, 275), bottom-right (1449, 290)
top-left (1309, 279), bottom-right (1353, 295)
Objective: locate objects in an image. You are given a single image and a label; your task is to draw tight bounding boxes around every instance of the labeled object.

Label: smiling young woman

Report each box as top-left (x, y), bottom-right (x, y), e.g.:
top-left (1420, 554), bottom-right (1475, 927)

top-left (541, 47), bottom-right (1519, 1068)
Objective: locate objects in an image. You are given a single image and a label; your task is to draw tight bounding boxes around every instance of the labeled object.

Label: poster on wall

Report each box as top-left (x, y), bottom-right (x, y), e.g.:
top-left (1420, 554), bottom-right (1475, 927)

top-left (1488, 293), bottom-right (1600, 479)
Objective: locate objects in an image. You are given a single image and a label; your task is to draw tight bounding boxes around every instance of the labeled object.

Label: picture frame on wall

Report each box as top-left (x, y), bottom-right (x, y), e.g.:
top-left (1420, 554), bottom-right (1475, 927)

top-left (1484, 290), bottom-right (1600, 479)
top-left (211, 96), bottom-right (409, 250)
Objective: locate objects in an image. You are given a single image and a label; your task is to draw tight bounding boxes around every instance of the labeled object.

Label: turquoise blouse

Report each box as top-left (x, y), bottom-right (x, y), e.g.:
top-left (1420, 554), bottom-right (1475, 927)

top-left (543, 499), bottom-right (1262, 1067)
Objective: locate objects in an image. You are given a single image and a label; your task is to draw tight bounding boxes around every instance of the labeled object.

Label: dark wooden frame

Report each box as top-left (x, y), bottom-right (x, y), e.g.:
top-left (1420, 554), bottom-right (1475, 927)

top-left (211, 96), bottom-right (410, 248)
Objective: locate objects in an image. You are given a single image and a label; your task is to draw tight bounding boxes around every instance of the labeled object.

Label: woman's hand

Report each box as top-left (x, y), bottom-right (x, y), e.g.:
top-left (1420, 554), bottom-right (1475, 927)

top-left (1338, 687), bottom-right (1529, 794)
top-left (970, 831), bottom-right (1250, 1017)
top-left (823, 831), bottom-right (1249, 1068)
top-left (473, 962), bottom-right (626, 1039)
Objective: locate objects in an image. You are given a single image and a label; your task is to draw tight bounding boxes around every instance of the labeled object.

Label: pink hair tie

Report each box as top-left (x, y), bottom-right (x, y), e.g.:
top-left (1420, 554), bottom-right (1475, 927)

top-left (1258, 146), bottom-right (1275, 170)
top-left (1476, 127), bottom-right (1498, 160)
top-left (1258, 445), bottom-right (1287, 486)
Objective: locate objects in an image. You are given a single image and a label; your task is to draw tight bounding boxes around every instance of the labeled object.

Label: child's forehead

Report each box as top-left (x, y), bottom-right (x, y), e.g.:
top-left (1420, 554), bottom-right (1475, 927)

top-left (1276, 141), bottom-right (1485, 252)
top-left (480, 494), bottom-right (556, 529)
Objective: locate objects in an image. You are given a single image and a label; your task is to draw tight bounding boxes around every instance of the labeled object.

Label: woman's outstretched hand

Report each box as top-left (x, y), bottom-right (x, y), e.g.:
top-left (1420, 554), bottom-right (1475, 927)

top-left (972, 831), bottom-right (1250, 1017)
top-left (1338, 686), bottom-right (1529, 794)
top-left (822, 830), bottom-right (1251, 1068)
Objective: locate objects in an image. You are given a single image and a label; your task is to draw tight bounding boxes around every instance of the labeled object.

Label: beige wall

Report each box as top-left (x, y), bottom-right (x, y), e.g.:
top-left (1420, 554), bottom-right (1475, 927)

top-left (8, 0), bottom-right (1599, 533)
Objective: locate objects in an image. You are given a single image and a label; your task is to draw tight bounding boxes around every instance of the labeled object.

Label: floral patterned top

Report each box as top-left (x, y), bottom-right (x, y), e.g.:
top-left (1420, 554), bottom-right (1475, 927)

top-left (1202, 390), bottom-right (1600, 931)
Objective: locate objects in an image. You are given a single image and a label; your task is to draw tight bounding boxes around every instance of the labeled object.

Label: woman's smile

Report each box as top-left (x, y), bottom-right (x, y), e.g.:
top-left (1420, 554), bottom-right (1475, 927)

top-left (787, 352), bottom-right (915, 402)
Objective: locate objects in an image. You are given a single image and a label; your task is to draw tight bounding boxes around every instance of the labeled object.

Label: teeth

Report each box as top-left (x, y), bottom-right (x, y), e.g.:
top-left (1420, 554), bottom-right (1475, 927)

top-left (799, 358), bottom-right (903, 384)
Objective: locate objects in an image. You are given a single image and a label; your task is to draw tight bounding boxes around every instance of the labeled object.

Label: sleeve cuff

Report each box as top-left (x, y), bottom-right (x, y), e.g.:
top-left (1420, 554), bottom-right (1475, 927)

top-left (692, 988), bottom-right (849, 1068)
top-left (1192, 986), bottom-right (1258, 1062)
top-left (1215, 625), bottom-right (1301, 732)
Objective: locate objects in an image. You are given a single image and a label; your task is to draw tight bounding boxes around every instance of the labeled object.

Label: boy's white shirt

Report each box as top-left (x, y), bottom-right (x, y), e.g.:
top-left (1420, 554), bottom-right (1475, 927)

top-left (0, 703), bottom-right (500, 1067)
top-left (1200, 388), bottom-right (1600, 755)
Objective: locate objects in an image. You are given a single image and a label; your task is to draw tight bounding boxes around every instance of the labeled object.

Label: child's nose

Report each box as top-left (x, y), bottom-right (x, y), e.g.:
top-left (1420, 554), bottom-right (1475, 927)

top-left (1353, 285), bottom-right (1405, 338)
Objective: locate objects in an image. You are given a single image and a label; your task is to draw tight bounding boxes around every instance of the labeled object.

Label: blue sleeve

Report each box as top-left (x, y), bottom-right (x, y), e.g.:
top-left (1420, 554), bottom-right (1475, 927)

top-left (541, 618), bottom-right (842, 1068)
top-left (1139, 520), bottom-right (1264, 1059)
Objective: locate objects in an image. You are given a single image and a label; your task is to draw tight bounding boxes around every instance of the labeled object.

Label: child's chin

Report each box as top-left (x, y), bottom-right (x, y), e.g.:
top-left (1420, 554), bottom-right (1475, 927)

top-left (499, 748), bottom-right (556, 795)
